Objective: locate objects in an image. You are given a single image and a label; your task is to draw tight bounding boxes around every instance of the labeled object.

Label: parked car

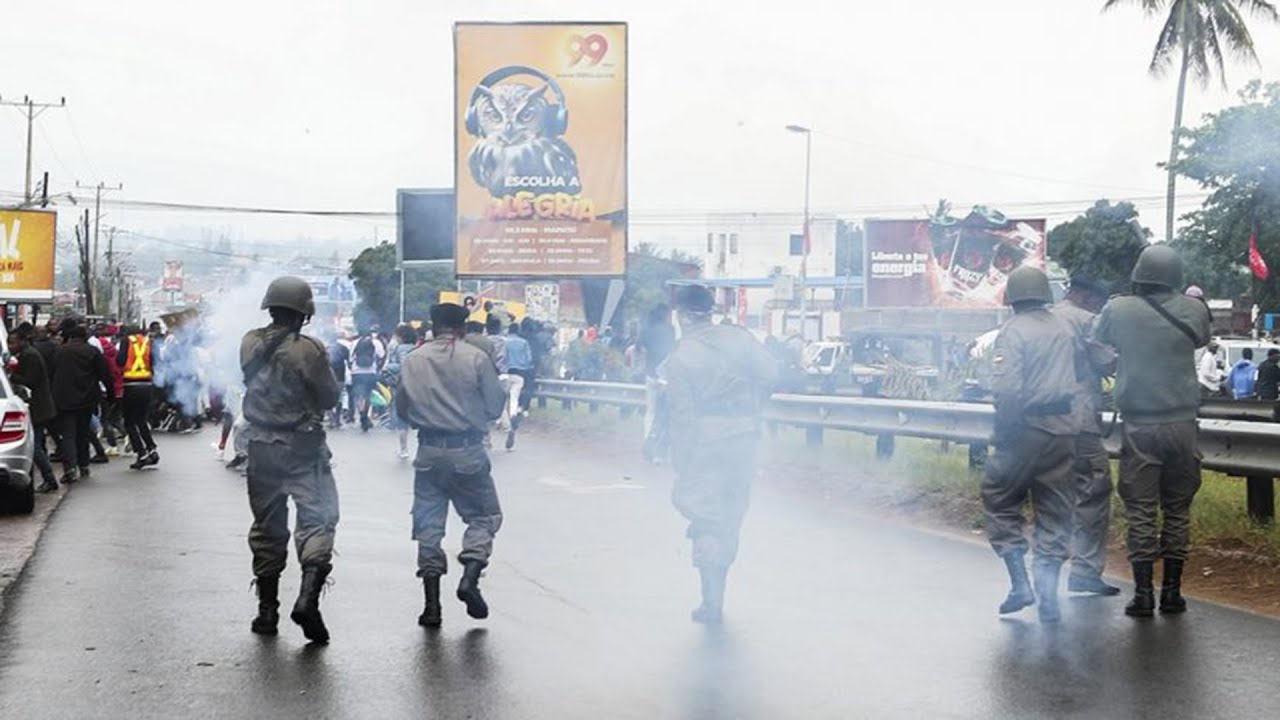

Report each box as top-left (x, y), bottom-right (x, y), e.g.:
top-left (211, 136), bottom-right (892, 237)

top-left (0, 370), bottom-right (35, 515)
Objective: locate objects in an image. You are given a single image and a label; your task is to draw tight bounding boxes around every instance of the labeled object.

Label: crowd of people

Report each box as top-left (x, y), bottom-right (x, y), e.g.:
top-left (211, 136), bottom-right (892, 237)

top-left (3, 319), bottom-right (176, 493)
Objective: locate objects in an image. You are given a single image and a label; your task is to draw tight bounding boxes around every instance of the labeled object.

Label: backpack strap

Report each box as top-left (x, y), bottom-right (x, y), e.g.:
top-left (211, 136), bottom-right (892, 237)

top-left (1139, 295), bottom-right (1202, 347)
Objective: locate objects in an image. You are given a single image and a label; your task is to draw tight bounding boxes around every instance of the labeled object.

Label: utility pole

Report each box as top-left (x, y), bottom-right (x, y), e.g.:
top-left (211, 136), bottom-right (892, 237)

top-left (786, 124), bottom-right (813, 339)
top-left (76, 180), bottom-right (122, 305)
top-left (0, 95), bottom-right (66, 203)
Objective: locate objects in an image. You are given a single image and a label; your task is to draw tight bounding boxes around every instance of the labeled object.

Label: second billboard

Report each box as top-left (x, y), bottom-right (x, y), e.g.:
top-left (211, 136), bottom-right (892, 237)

top-left (865, 211), bottom-right (1047, 308)
top-left (454, 22), bottom-right (627, 278)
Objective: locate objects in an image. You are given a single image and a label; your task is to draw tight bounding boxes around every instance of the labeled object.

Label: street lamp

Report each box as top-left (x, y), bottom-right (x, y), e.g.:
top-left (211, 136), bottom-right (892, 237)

top-left (786, 125), bottom-right (812, 339)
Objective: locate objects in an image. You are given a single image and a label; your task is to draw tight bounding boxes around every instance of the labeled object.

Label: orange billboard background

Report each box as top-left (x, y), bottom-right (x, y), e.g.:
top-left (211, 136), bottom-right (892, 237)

top-left (0, 210), bottom-right (56, 301)
top-left (455, 22), bottom-right (627, 277)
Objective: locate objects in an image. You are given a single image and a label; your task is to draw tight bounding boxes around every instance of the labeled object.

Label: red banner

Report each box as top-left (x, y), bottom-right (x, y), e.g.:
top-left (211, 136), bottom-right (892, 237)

top-left (1250, 227), bottom-right (1269, 281)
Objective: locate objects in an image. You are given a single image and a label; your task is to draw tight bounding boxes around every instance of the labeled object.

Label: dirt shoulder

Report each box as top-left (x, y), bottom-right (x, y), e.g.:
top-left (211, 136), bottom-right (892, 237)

top-left (527, 407), bottom-right (1280, 619)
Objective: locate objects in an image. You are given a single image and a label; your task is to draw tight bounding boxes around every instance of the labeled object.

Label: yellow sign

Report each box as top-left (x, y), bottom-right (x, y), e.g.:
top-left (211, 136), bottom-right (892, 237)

top-left (0, 210), bottom-right (56, 301)
top-left (455, 22), bottom-right (628, 278)
top-left (438, 292), bottom-right (527, 324)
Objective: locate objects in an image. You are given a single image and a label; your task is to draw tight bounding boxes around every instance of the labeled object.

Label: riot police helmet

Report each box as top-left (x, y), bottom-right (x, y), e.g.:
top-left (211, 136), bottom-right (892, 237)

top-left (261, 276), bottom-right (316, 316)
top-left (1130, 244), bottom-right (1183, 289)
top-left (1004, 266), bottom-right (1053, 306)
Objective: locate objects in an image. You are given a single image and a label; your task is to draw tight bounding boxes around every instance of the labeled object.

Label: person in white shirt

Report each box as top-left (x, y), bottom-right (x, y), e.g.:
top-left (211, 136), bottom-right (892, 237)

top-left (1197, 339), bottom-right (1224, 397)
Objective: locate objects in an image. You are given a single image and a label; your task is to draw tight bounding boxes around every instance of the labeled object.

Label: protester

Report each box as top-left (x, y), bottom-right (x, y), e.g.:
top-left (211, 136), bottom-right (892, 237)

top-left (1228, 348), bottom-right (1257, 399)
top-left (1197, 339), bottom-right (1223, 397)
top-left (349, 327), bottom-right (386, 432)
top-left (8, 329), bottom-right (58, 493)
top-left (384, 324), bottom-right (418, 459)
top-left (50, 320), bottom-right (114, 484)
top-left (1257, 348), bottom-right (1280, 404)
top-left (118, 325), bottom-right (161, 469)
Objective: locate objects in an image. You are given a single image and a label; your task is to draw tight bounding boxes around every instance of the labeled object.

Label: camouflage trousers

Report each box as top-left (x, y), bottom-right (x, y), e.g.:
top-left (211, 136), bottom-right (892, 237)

top-left (1118, 421), bottom-right (1201, 563)
top-left (982, 427), bottom-right (1075, 564)
top-left (672, 437), bottom-right (755, 570)
top-left (246, 436), bottom-right (339, 578)
top-left (412, 443), bottom-right (503, 577)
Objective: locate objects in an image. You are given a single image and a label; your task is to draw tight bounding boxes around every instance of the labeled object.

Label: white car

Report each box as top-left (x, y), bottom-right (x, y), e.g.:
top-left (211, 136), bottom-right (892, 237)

top-left (0, 370), bottom-right (36, 514)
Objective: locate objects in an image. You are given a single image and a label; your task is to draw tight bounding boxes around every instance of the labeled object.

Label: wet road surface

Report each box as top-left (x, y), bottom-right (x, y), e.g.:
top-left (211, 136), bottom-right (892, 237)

top-left (1, 424), bottom-right (1279, 718)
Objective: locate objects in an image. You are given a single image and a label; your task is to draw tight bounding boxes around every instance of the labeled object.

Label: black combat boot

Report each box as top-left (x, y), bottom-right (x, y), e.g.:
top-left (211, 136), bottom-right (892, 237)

top-left (291, 564), bottom-right (332, 643)
top-left (251, 575), bottom-right (280, 635)
top-left (1033, 560), bottom-right (1062, 624)
top-left (998, 552), bottom-right (1036, 614)
top-left (691, 565), bottom-right (728, 624)
top-left (418, 575), bottom-right (443, 628)
top-left (1125, 561), bottom-right (1156, 618)
top-left (1159, 559), bottom-right (1188, 615)
top-left (456, 561), bottom-right (489, 619)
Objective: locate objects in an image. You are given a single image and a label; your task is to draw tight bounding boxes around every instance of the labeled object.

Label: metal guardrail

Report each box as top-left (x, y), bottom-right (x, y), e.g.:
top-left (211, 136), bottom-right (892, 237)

top-left (535, 380), bottom-right (1280, 523)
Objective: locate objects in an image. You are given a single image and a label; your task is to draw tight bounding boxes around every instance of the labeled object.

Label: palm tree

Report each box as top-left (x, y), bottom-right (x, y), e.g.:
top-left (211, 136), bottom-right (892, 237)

top-left (1103, 0), bottom-right (1278, 243)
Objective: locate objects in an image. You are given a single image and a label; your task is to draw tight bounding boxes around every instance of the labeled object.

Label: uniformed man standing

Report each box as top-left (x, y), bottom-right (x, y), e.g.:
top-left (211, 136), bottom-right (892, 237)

top-left (660, 285), bottom-right (777, 624)
top-left (397, 303), bottom-right (506, 627)
top-left (982, 267), bottom-right (1080, 624)
top-left (1051, 277), bottom-right (1121, 596)
top-left (1094, 245), bottom-right (1211, 617)
top-left (240, 277), bottom-right (342, 643)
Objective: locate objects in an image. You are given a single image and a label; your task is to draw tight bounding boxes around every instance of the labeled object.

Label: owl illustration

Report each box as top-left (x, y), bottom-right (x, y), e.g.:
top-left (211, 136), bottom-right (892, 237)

top-left (467, 83), bottom-right (581, 198)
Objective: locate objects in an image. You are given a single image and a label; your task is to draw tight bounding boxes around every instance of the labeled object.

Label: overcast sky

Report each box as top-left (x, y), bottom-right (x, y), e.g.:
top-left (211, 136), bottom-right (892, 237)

top-left (2, 0), bottom-right (1276, 255)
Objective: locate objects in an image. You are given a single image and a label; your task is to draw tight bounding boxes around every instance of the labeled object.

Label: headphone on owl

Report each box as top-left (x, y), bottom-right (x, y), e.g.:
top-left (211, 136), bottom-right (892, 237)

top-left (465, 65), bottom-right (569, 138)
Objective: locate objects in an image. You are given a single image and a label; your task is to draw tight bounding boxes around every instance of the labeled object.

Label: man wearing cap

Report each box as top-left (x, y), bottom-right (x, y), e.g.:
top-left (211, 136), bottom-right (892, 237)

top-left (1051, 277), bottom-right (1121, 597)
top-left (240, 276), bottom-right (342, 643)
top-left (1094, 245), bottom-right (1211, 618)
top-left (397, 303), bottom-right (506, 628)
top-left (982, 266), bottom-right (1080, 623)
top-left (659, 285), bottom-right (777, 624)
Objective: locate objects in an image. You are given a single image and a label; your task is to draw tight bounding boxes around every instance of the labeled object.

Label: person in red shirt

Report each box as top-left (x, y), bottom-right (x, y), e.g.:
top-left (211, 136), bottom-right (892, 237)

top-left (95, 326), bottom-right (128, 456)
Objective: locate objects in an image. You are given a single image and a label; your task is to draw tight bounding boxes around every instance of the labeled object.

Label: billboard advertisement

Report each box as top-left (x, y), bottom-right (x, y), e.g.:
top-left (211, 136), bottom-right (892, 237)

top-left (398, 189), bottom-right (455, 265)
top-left (162, 261), bottom-right (184, 292)
top-left (865, 211), bottom-right (1046, 308)
top-left (455, 22), bottom-right (627, 278)
top-left (0, 209), bottom-right (56, 301)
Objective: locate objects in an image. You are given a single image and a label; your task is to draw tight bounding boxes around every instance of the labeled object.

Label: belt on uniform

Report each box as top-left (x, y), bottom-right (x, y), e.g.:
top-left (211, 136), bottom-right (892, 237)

top-left (1024, 399), bottom-right (1071, 417)
top-left (417, 430), bottom-right (485, 448)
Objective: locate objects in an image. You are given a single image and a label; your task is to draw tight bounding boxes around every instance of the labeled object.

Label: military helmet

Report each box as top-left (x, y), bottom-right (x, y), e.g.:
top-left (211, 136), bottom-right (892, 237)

top-left (1130, 244), bottom-right (1183, 289)
top-left (1004, 266), bottom-right (1053, 305)
top-left (261, 276), bottom-right (316, 316)
top-left (675, 284), bottom-right (715, 314)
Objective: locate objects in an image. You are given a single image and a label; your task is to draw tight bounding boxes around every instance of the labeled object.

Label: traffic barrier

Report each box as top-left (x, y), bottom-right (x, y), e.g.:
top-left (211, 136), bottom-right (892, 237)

top-left (534, 380), bottom-right (1280, 524)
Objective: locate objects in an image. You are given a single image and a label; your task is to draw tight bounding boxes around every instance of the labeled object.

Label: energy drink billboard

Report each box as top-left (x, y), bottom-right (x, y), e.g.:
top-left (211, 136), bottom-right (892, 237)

top-left (454, 22), bottom-right (627, 278)
top-left (864, 210), bottom-right (1046, 308)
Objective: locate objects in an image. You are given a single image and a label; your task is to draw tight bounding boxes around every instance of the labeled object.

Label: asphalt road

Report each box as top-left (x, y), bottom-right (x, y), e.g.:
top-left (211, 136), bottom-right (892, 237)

top-left (1, 423), bottom-right (1279, 719)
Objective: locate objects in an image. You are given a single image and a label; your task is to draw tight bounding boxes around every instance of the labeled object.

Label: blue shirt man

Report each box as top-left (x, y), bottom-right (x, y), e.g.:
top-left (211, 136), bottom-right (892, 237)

top-left (1229, 348), bottom-right (1257, 399)
top-left (504, 329), bottom-right (534, 372)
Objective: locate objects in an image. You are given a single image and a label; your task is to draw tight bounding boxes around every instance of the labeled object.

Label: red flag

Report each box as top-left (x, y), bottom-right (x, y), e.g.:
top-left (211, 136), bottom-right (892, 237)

top-left (1250, 226), bottom-right (1269, 281)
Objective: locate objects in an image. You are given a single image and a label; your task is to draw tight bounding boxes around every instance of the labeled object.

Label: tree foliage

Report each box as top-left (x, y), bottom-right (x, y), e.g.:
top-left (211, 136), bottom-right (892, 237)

top-left (1170, 81), bottom-right (1280, 306)
top-left (1104, 0), bottom-right (1278, 86)
top-left (348, 242), bottom-right (455, 330)
top-left (1046, 200), bottom-right (1151, 287)
top-left (618, 242), bottom-right (700, 330)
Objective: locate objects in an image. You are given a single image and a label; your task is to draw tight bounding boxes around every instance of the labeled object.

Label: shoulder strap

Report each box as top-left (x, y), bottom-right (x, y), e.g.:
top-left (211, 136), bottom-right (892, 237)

top-left (244, 332), bottom-right (293, 384)
top-left (1139, 295), bottom-right (1202, 347)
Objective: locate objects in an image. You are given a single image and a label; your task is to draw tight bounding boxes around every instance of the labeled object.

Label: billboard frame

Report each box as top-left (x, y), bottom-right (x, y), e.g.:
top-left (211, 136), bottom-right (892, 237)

top-left (453, 20), bottom-right (629, 281)
top-left (396, 187), bottom-right (456, 268)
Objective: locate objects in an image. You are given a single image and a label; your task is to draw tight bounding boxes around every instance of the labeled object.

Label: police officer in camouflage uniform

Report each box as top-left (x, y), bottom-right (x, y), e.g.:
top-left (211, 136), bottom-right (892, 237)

top-left (982, 266), bottom-right (1080, 624)
top-left (241, 277), bottom-right (342, 643)
top-left (397, 303), bottom-right (507, 627)
top-left (1051, 277), bottom-right (1121, 596)
top-left (1094, 245), bottom-right (1210, 617)
top-left (660, 285), bottom-right (777, 624)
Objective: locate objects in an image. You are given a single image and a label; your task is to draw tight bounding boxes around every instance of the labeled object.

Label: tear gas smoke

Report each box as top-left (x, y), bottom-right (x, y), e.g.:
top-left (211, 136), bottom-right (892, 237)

top-left (152, 272), bottom-right (295, 417)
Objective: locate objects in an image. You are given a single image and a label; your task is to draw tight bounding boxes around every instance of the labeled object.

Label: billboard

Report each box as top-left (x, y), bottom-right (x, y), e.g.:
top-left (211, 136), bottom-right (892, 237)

top-left (398, 189), bottom-right (455, 265)
top-left (162, 261), bottom-right (184, 292)
top-left (865, 212), bottom-right (1046, 308)
top-left (0, 209), bottom-right (56, 301)
top-left (454, 22), bottom-right (627, 278)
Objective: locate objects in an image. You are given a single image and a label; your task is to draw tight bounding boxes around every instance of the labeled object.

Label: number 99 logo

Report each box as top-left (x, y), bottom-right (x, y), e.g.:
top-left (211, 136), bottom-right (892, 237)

top-left (566, 34), bottom-right (609, 66)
